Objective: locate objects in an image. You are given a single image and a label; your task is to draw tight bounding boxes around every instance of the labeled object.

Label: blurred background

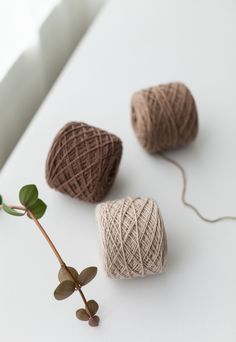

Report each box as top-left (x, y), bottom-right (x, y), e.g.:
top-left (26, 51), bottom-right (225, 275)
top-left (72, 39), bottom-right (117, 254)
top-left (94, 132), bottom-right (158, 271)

top-left (0, 0), bottom-right (107, 169)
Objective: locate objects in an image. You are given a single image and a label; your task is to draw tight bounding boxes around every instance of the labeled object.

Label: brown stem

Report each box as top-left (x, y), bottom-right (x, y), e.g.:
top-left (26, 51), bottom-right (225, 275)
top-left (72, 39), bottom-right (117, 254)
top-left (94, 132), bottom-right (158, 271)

top-left (64, 265), bottom-right (92, 317)
top-left (27, 210), bottom-right (65, 266)
top-left (27, 210), bottom-right (93, 318)
top-left (0, 203), bottom-right (93, 318)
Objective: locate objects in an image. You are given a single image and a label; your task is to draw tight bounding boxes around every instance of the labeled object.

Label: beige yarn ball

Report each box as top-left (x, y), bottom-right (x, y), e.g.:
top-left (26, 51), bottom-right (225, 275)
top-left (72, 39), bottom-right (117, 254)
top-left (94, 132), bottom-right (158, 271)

top-left (96, 197), bottom-right (167, 279)
top-left (131, 82), bottom-right (198, 152)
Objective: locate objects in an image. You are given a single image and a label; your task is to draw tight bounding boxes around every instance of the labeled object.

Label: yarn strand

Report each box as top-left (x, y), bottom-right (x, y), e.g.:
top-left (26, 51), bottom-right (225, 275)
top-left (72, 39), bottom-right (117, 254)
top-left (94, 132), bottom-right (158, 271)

top-left (159, 153), bottom-right (236, 223)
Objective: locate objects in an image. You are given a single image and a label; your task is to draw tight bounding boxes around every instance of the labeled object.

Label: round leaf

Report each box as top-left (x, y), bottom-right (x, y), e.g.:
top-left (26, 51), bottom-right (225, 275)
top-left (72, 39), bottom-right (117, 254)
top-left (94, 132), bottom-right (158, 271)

top-left (89, 315), bottom-right (100, 327)
top-left (19, 184), bottom-right (38, 207)
top-left (27, 198), bottom-right (47, 219)
top-left (58, 266), bottom-right (79, 283)
top-left (3, 204), bottom-right (25, 216)
top-left (78, 267), bottom-right (97, 286)
top-left (54, 280), bottom-right (75, 300)
top-left (76, 308), bottom-right (89, 321)
top-left (87, 300), bottom-right (99, 316)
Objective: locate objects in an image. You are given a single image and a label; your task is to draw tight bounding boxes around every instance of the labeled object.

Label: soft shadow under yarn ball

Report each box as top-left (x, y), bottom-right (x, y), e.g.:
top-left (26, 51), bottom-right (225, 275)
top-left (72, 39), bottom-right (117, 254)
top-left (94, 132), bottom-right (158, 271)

top-left (131, 82), bottom-right (198, 152)
top-left (96, 197), bottom-right (167, 279)
top-left (46, 122), bottom-right (122, 203)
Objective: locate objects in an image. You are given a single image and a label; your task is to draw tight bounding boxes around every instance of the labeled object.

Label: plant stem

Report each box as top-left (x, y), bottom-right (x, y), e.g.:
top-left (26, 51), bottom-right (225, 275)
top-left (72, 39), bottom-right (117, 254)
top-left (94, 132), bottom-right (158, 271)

top-left (27, 210), bottom-right (93, 317)
top-left (0, 204), bottom-right (93, 318)
top-left (0, 204), bottom-right (26, 212)
top-left (64, 265), bottom-right (92, 317)
top-left (27, 210), bottom-right (65, 266)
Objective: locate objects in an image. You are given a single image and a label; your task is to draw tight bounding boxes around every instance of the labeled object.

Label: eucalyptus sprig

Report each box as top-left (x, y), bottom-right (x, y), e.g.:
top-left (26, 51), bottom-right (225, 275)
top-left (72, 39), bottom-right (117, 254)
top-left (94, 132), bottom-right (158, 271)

top-left (0, 185), bottom-right (99, 327)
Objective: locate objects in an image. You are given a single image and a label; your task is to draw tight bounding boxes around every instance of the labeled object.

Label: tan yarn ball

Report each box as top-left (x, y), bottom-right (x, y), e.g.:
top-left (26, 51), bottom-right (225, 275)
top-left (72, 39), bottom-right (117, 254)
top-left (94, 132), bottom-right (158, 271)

top-left (131, 82), bottom-right (198, 152)
top-left (46, 122), bottom-right (122, 203)
top-left (96, 197), bottom-right (167, 279)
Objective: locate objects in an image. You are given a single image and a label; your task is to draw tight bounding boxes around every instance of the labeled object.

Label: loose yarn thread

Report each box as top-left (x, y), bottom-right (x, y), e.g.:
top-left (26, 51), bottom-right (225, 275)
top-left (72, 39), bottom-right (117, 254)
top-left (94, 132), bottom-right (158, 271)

top-left (131, 82), bottom-right (236, 223)
top-left (96, 197), bottom-right (167, 279)
top-left (160, 153), bottom-right (236, 223)
top-left (46, 122), bottom-right (122, 203)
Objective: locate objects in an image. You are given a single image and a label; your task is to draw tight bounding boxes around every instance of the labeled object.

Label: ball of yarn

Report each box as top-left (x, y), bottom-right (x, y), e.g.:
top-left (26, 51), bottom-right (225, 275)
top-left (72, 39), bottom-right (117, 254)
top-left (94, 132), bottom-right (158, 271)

top-left (131, 82), bottom-right (198, 152)
top-left (46, 122), bottom-right (122, 203)
top-left (96, 197), bottom-right (167, 279)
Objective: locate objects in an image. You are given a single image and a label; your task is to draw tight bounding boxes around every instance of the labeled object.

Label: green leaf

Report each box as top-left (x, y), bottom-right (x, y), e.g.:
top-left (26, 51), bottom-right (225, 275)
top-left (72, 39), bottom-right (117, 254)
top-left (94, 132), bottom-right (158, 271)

top-left (78, 267), bottom-right (97, 286)
top-left (87, 300), bottom-right (99, 316)
top-left (76, 308), bottom-right (89, 321)
top-left (27, 199), bottom-right (47, 219)
top-left (0, 195), bottom-right (3, 205)
top-left (3, 204), bottom-right (25, 216)
top-left (19, 184), bottom-right (38, 207)
top-left (54, 280), bottom-right (75, 300)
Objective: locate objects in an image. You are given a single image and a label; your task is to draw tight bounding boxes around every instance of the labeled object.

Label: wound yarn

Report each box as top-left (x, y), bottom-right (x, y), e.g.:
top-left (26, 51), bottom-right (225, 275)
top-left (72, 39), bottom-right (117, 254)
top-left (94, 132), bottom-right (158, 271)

top-left (131, 82), bottom-right (236, 223)
top-left (131, 82), bottom-right (198, 152)
top-left (96, 197), bottom-right (167, 279)
top-left (46, 122), bottom-right (122, 203)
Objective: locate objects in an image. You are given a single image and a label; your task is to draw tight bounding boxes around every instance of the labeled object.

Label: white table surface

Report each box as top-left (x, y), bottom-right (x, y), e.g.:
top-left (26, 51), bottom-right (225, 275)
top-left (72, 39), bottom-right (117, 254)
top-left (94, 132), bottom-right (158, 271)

top-left (1, 0), bottom-right (236, 340)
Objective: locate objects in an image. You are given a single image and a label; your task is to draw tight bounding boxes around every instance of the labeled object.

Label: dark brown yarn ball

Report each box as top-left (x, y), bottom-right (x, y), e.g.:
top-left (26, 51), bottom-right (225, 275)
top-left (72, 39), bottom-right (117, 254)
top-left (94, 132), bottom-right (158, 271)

top-left (45, 122), bottom-right (122, 203)
top-left (131, 82), bottom-right (198, 152)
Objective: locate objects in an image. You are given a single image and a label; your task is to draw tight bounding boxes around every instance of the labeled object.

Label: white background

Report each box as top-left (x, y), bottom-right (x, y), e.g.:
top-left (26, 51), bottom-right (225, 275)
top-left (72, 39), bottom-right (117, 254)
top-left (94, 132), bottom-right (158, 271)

top-left (0, 0), bottom-right (106, 168)
top-left (0, 0), bottom-right (236, 341)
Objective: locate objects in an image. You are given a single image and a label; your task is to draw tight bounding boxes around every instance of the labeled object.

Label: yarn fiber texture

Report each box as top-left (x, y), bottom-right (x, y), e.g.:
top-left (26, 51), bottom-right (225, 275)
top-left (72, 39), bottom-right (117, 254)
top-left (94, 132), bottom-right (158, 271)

top-left (131, 82), bottom-right (198, 152)
top-left (96, 197), bottom-right (167, 279)
top-left (46, 122), bottom-right (122, 203)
